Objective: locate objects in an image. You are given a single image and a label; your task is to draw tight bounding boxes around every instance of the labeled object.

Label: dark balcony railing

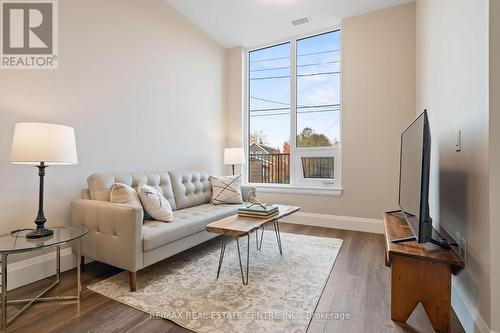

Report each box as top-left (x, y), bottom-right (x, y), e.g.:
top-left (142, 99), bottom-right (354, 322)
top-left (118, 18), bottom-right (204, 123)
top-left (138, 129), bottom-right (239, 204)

top-left (249, 153), bottom-right (290, 184)
top-left (301, 156), bottom-right (335, 179)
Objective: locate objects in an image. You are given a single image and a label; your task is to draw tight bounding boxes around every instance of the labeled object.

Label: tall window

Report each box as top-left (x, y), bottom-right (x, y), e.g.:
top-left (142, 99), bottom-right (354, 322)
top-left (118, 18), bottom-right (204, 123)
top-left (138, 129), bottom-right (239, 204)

top-left (248, 42), bottom-right (291, 184)
top-left (248, 30), bottom-right (341, 189)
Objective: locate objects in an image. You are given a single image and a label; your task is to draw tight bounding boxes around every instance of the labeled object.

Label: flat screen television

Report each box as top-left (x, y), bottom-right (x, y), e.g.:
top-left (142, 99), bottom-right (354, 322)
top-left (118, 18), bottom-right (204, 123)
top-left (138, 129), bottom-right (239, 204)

top-left (396, 110), bottom-right (450, 248)
top-left (398, 110), bottom-right (432, 243)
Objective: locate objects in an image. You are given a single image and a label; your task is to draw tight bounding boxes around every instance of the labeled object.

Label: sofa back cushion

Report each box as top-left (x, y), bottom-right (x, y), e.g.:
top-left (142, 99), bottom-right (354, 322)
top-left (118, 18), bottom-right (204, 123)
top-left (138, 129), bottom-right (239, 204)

top-left (87, 172), bottom-right (176, 210)
top-left (168, 171), bottom-right (212, 210)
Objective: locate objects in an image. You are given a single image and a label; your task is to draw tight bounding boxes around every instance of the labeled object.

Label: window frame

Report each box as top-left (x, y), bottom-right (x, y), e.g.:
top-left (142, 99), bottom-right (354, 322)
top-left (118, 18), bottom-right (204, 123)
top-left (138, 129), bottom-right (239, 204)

top-left (243, 27), bottom-right (343, 195)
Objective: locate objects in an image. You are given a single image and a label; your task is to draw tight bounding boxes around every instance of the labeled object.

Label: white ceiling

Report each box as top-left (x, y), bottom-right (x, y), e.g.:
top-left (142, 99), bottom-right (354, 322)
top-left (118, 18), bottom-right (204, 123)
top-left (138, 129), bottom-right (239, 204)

top-left (165, 0), bottom-right (413, 48)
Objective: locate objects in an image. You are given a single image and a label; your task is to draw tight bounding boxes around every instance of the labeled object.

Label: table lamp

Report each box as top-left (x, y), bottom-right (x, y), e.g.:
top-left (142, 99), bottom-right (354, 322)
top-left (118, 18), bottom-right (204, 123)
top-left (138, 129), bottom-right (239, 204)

top-left (224, 147), bottom-right (245, 175)
top-left (10, 122), bottom-right (78, 239)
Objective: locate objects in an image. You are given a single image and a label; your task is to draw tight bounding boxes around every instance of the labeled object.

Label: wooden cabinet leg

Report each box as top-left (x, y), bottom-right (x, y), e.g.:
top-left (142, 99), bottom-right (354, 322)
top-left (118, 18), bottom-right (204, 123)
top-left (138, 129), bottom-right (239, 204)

top-left (129, 271), bottom-right (137, 292)
top-left (391, 256), bottom-right (419, 322)
top-left (391, 255), bottom-right (451, 333)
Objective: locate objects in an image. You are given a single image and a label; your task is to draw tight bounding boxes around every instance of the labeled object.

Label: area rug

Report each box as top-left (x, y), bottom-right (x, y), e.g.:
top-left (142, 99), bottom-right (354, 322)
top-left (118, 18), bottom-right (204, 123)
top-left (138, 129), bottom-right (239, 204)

top-left (88, 231), bottom-right (343, 333)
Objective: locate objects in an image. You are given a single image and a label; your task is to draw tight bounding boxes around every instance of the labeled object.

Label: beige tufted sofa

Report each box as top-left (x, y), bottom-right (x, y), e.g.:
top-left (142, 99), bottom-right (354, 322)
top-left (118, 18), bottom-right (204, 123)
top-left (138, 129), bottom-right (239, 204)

top-left (70, 170), bottom-right (254, 291)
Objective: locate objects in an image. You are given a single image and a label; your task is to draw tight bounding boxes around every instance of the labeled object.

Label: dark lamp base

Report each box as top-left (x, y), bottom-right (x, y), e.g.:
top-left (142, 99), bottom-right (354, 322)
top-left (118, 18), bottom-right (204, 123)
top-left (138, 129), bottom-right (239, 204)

top-left (26, 228), bottom-right (54, 239)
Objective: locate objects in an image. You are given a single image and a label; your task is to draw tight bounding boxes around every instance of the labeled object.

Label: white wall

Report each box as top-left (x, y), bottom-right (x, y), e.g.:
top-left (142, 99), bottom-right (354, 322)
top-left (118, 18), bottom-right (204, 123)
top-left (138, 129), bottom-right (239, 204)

top-left (228, 3), bottom-right (417, 221)
top-left (489, 0), bottom-right (500, 331)
top-left (224, 46), bottom-right (245, 175)
top-left (0, 0), bottom-right (226, 248)
top-left (416, 0), bottom-right (491, 331)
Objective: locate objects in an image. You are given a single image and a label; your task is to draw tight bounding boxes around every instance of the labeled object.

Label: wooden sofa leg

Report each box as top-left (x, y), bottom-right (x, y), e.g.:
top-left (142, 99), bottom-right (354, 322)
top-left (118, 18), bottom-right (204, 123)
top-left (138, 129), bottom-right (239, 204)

top-left (80, 256), bottom-right (85, 273)
top-left (129, 271), bottom-right (137, 292)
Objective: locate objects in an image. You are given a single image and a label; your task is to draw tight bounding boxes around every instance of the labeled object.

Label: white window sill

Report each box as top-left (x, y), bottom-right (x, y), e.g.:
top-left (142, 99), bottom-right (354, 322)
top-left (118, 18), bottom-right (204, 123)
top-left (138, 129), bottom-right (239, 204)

top-left (246, 184), bottom-right (343, 196)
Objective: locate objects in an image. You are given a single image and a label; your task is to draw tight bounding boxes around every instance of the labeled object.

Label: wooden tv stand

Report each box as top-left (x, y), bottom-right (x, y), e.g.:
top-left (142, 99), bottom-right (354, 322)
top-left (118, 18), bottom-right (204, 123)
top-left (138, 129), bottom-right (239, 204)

top-left (384, 211), bottom-right (464, 333)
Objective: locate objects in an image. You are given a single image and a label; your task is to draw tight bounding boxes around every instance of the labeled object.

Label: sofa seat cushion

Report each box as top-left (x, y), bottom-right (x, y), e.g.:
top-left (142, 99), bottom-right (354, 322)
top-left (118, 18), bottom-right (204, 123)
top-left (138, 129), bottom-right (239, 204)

top-left (142, 204), bottom-right (241, 251)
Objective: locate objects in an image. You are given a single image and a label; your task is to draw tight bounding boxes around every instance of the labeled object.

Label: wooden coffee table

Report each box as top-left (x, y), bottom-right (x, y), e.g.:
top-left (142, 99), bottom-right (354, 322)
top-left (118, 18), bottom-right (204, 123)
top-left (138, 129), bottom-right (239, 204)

top-left (206, 204), bottom-right (300, 285)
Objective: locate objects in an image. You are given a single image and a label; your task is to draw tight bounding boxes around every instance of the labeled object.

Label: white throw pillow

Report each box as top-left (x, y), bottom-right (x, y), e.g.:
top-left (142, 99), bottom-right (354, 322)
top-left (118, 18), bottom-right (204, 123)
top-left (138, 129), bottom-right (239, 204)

top-left (137, 184), bottom-right (173, 222)
top-left (210, 175), bottom-right (243, 205)
top-left (110, 183), bottom-right (141, 207)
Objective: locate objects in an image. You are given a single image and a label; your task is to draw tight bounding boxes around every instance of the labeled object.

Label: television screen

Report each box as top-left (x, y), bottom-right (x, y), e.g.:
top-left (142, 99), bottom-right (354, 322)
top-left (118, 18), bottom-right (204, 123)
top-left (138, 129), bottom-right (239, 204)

top-left (398, 111), bottom-right (432, 243)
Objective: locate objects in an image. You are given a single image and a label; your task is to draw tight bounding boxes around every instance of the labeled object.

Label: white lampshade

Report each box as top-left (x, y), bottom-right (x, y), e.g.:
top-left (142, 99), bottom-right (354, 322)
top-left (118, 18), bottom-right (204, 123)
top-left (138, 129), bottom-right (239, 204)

top-left (224, 147), bottom-right (245, 165)
top-left (10, 122), bottom-right (78, 165)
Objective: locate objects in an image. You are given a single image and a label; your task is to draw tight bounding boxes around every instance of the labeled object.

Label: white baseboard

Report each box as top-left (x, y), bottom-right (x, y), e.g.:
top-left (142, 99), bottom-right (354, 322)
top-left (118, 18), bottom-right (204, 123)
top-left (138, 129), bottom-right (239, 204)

top-left (4, 247), bottom-right (78, 292)
top-left (452, 279), bottom-right (491, 333)
top-left (281, 212), bottom-right (385, 234)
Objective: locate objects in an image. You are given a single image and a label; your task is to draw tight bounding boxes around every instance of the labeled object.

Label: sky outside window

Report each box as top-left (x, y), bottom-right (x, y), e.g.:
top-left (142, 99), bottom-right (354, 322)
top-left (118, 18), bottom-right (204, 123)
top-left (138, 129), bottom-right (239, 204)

top-left (296, 31), bottom-right (341, 148)
top-left (249, 42), bottom-right (291, 151)
top-left (249, 30), bottom-right (341, 152)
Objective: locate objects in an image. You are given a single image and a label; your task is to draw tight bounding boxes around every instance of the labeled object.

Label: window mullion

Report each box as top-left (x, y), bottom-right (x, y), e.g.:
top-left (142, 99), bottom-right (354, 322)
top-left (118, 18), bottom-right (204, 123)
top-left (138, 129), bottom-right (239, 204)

top-left (290, 39), bottom-right (297, 186)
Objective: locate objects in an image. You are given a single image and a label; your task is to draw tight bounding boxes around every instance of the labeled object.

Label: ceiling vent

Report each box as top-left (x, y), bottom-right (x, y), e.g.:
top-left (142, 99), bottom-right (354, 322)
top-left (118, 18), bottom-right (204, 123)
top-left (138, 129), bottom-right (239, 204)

top-left (291, 17), bottom-right (310, 26)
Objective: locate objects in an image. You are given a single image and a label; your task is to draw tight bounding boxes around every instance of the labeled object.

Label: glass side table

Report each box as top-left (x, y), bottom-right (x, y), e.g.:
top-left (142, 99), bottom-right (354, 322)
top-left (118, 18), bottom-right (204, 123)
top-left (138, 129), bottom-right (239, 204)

top-left (0, 226), bottom-right (88, 329)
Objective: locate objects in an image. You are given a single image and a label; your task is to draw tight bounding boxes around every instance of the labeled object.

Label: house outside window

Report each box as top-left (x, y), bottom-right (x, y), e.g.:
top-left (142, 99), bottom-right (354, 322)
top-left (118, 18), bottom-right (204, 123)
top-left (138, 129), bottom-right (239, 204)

top-left (246, 29), bottom-right (342, 193)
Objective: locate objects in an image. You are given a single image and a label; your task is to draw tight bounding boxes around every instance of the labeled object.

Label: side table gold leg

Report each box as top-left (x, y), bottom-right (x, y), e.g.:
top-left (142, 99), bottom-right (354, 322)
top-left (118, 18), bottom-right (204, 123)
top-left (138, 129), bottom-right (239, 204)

top-left (0, 228), bottom-right (87, 329)
top-left (56, 245), bottom-right (61, 281)
top-left (77, 238), bottom-right (81, 300)
top-left (1, 253), bottom-right (7, 331)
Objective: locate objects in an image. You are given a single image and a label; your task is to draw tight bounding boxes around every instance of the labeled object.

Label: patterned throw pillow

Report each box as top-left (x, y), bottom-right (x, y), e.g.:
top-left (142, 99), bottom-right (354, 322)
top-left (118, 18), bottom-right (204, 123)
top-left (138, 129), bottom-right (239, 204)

top-left (137, 184), bottom-right (173, 222)
top-left (210, 175), bottom-right (243, 205)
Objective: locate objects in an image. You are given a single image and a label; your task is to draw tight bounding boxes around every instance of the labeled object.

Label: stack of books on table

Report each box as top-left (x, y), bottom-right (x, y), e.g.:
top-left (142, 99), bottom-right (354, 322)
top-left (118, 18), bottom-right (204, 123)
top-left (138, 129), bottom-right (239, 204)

top-left (238, 204), bottom-right (279, 219)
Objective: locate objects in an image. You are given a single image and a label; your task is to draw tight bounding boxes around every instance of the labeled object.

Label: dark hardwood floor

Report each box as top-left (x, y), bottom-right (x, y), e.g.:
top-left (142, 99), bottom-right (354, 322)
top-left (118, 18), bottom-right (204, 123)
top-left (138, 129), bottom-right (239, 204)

top-left (5, 224), bottom-right (464, 333)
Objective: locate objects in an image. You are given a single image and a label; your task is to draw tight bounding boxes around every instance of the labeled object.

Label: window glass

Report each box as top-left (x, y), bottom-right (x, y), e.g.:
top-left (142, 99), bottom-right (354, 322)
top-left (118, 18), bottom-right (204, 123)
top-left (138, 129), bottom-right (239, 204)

top-left (296, 31), bottom-right (341, 148)
top-left (248, 43), bottom-right (290, 184)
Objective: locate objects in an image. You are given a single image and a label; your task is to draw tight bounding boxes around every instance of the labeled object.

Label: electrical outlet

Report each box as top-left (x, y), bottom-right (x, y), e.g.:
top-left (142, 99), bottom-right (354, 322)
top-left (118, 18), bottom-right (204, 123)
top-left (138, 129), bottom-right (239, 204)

top-left (456, 130), bottom-right (462, 152)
